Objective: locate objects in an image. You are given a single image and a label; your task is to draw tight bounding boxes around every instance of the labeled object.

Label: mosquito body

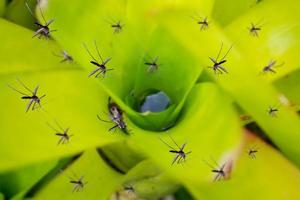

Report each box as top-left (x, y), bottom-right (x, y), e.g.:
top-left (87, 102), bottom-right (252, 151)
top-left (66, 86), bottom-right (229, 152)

top-left (83, 41), bottom-right (113, 78)
top-left (26, 1), bottom-right (57, 38)
top-left (111, 21), bottom-right (124, 33)
top-left (208, 43), bottom-right (233, 74)
top-left (191, 14), bottom-right (209, 31)
top-left (268, 106), bottom-right (278, 117)
top-left (8, 79), bottom-right (45, 112)
top-left (204, 158), bottom-right (226, 181)
top-left (248, 148), bottom-right (258, 159)
top-left (105, 18), bottom-right (124, 33)
top-left (97, 97), bottom-right (129, 134)
top-left (159, 136), bottom-right (191, 165)
top-left (248, 22), bottom-right (262, 37)
top-left (198, 17), bottom-right (209, 30)
top-left (53, 50), bottom-right (73, 63)
top-left (69, 175), bottom-right (87, 192)
top-left (262, 60), bottom-right (283, 74)
top-left (144, 56), bottom-right (160, 73)
top-left (47, 121), bottom-right (72, 145)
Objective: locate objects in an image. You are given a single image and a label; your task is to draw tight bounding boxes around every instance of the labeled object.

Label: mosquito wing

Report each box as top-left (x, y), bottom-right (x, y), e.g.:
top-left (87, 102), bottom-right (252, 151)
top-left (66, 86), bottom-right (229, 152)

top-left (33, 85), bottom-right (39, 95)
top-left (25, 99), bottom-right (34, 113)
top-left (171, 154), bottom-right (180, 165)
top-left (88, 68), bottom-right (100, 77)
top-left (45, 19), bottom-right (55, 26)
top-left (180, 143), bottom-right (186, 151)
top-left (103, 57), bottom-right (112, 65)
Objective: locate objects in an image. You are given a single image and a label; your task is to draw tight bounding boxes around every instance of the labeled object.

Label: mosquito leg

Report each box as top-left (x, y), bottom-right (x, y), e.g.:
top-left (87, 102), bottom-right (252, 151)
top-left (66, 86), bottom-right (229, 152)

top-left (109, 124), bottom-right (118, 132)
top-left (94, 40), bottom-right (104, 63)
top-left (216, 43), bottom-right (223, 61)
top-left (97, 115), bottom-right (112, 123)
top-left (168, 135), bottom-right (181, 149)
top-left (7, 85), bottom-right (30, 96)
top-left (220, 44), bottom-right (233, 62)
top-left (83, 43), bottom-right (98, 63)
top-left (158, 137), bottom-right (176, 151)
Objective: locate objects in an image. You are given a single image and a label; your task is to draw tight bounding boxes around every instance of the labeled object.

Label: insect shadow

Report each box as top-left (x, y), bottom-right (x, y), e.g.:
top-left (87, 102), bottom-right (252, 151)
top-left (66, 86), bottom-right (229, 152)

top-left (144, 55), bottom-right (161, 73)
top-left (7, 78), bottom-right (46, 113)
top-left (208, 43), bottom-right (233, 74)
top-left (260, 60), bottom-right (284, 74)
top-left (25, 0), bottom-right (57, 38)
top-left (97, 97), bottom-right (130, 134)
top-left (83, 41), bottom-right (114, 78)
top-left (105, 18), bottom-right (125, 34)
top-left (190, 13), bottom-right (209, 31)
top-left (247, 145), bottom-right (259, 159)
top-left (53, 50), bottom-right (73, 63)
top-left (203, 157), bottom-right (227, 181)
top-left (47, 120), bottom-right (73, 145)
top-left (159, 135), bottom-right (191, 165)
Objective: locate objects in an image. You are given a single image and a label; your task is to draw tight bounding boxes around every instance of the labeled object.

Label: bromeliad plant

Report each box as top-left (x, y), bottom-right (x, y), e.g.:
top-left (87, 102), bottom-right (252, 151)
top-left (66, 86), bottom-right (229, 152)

top-left (1, 0), bottom-right (300, 199)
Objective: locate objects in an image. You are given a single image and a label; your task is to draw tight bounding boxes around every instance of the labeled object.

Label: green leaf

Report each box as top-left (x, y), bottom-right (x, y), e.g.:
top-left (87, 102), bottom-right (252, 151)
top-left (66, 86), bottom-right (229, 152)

top-left (33, 149), bottom-right (124, 199)
top-left (129, 83), bottom-right (241, 185)
top-left (0, 70), bottom-right (120, 172)
top-left (4, 0), bottom-right (35, 29)
top-left (0, 160), bottom-right (57, 199)
top-left (0, 18), bottom-right (79, 76)
top-left (212, 0), bottom-right (254, 27)
top-left (160, 7), bottom-right (300, 166)
top-left (99, 140), bottom-right (146, 173)
top-left (223, 0), bottom-right (300, 82)
top-left (43, 0), bottom-right (205, 130)
top-left (188, 132), bottom-right (300, 200)
top-left (274, 69), bottom-right (300, 110)
top-left (0, 0), bottom-right (5, 17)
top-left (123, 160), bottom-right (179, 199)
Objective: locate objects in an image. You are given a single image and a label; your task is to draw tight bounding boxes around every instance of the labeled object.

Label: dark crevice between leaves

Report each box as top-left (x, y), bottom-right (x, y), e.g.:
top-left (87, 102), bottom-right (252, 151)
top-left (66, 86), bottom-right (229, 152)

top-left (24, 153), bottom-right (82, 198)
top-left (96, 149), bottom-right (126, 175)
top-left (245, 122), bottom-right (279, 150)
top-left (174, 187), bottom-right (194, 200)
top-left (96, 140), bottom-right (146, 175)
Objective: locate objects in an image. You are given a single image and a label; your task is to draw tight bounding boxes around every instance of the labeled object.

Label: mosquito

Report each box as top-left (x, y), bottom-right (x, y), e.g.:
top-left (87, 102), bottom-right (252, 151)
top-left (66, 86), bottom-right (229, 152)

top-left (159, 136), bottom-right (191, 165)
top-left (68, 174), bottom-right (88, 192)
top-left (191, 14), bottom-right (209, 31)
top-left (268, 106), bottom-right (278, 117)
top-left (25, 0), bottom-right (57, 38)
top-left (83, 41), bottom-right (113, 78)
top-left (106, 19), bottom-right (124, 33)
top-left (208, 43), bottom-right (233, 74)
top-left (144, 56), bottom-right (160, 73)
top-left (203, 157), bottom-right (226, 181)
top-left (262, 60), bottom-right (284, 74)
top-left (47, 121), bottom-right (73, 145)
top-left (8, 78), bottom-right (46, 112)
top-left (97, 97), bottom-right (129, 134)
top-left (247, 146), bottom-right (258, 159)
top-left (53, 50), bottom-right (73, 63)
top-left (248, 22), bottom-right (262, 37)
